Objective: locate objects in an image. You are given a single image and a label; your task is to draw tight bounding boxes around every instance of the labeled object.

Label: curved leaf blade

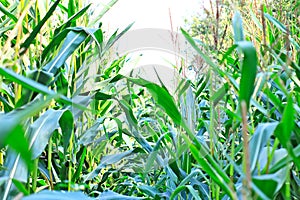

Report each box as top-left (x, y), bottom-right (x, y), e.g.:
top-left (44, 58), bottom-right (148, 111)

top-left (249, 122), bottom-right (278, 171)
top-left (20, 0), bottom-right (61, 55)
top-left (42, 29), bottom-right (88, 74)
top-left (237, 41), bottom-right (258, 109)
top-left (232, 11), bottom-right (244, 42)
top-left (29, 109), bottom-right (71, 159)
top-left (0, 68), bottom-right (74, 106)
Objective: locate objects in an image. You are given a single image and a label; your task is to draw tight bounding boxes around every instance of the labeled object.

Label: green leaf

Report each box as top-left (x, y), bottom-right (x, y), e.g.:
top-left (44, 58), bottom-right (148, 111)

top-left (22, 190), bottom-right (93, 200)
top-left (68, 0), bottom-right (75, 19)
top-left (78, 118), bottom-right (105, 146)
top-left (12, 179), bottom-right (29, 195)
top-left (274, 95), bottom-right (294, 147)
top-left (268, 144), bottom-right (300, 173)
top-left (211, 83), bottom-right (228, 106)
top-left (252, 172), bottom-right (284, 199)
top-left (69, 95), bottom-right (91, 120)
top-left (29, 109), bottom-right (72, 159)
top-left (43, 27), bottom-right (102, 74)
top-left (263, 87), bottom-right (284, 113)
top-left (1, 149), bottom-right (28, 199)
top-left (1, 109), bottom-right (73, 199)
top-left (180, 28), bottom-right (226, 77)
top-left (254, 147), bottom-right (288, 197)
top-left (95, 91), bottom-right (114, 100)
top-left (220, 44), bottom-right (238, 64)
top-left (274, 95), bottom-right (300, 168)
top-left (249, 122), bottom-right (278, 172)
top-left (41, 29), bottom-right (70, 63)
top-left (93, 28), bottom-right (104, 47)
top-left (0, 96), bottom-right (54, 200)
top-left (252, 176), bottom-right (277, 199)
top-left (0, 94), bottom-right (13, 112)
top-left (72, 147), bottom-right (87, 182)
top-left (3, 125), bottom-right (31, 167)
top-left (43, 28), bottom-right (93, 74)
top-left (119, 99), bottom-right (138, 128)
top-left (0, 68), bottom-right (77, 107)
top-left (19, 70), bottom-right (54, 105)
top-left (26, 69), bottom-right (53, 85)
top-left (232, 11), bottom-right (258, 110)
top-left (138, 185), bottom-right (160, 197)
top-left (20, 0), bottom-right (61, 55)
top-left (189, 144), bottom-right (235, 199)
top-left (83, 150), bottom-right (134, 181)
top-left (264, 13), bottom-right (287, 34)
top-left (232, 11), bottom-right (244, 42)
top-left (0, 95), bottom-right (53, 149)
top-left (0, 2), bottom-right (17, 22)
top-left (145, 133), bottom-right (166, 173)
top-left (54, 3), bottom-right (91, 35)
top-left (128, 77), bottom-right (182, 126)
top-left (59, 110), bottom-right (74, 154)
top-left (178, 170), bottom-right (210, 199)
top-left (102, 22), bottom-right (134, 55)
top-left (170, 185), bottom-right (202, 200)
top-left (98, 190), bottom-right (143, 199)
top-left (237, 41), bottom-right (258, 109)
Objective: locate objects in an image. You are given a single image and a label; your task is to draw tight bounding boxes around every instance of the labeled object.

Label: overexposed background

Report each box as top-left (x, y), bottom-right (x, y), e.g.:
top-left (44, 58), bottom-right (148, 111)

top-left (90, 0), bottom-right (207, 31)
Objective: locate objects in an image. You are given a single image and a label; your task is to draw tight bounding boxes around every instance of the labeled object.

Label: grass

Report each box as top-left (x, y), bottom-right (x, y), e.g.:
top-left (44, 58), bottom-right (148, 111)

top-left (0, 0), bottom-right (299, 199)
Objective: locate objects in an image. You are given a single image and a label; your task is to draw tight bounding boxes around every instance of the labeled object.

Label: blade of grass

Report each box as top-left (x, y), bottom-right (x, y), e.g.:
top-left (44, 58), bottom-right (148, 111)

top-left (0, 68), bottom-right (86, 110)
top-left (20, 0), bottom-right (61, 55)
top-left (237, 41), bottom-right (258, 110)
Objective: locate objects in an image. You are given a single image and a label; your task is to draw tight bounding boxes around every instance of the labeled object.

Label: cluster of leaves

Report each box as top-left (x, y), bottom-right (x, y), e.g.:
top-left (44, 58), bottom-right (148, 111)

top-left (0, 0), bottom-right (141, 199)
top-left (0, 0), bottom-right (299, 200)
top-left (182, 0), bottom-right (300, 199)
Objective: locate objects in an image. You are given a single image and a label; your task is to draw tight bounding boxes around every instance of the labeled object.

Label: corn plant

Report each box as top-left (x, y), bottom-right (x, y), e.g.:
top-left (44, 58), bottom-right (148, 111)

top-left (0, 0), bottom-right (299, 199)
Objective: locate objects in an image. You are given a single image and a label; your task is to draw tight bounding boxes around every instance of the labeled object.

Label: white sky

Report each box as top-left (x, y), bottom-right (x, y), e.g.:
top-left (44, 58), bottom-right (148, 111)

top-left (93, 0), bottom-right (204, 32)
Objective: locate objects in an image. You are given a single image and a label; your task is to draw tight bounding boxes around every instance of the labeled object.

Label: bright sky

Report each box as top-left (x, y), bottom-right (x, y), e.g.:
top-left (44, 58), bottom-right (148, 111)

top-left (93, 0), bottom-right (204, 31)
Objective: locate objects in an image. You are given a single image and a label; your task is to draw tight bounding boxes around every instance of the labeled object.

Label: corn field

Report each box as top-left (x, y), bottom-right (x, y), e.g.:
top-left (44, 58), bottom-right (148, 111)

top-left (0, 0), bottom-right (299, 199)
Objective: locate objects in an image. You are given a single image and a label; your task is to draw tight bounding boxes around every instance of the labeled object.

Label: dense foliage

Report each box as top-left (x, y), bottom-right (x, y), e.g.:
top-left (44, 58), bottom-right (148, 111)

top-left (0, 0), bottom-right (299, 199)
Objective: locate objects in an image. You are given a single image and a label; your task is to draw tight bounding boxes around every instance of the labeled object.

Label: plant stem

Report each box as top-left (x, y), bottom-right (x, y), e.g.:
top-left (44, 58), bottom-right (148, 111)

top-left (241, 101), bottom-right (251, 198)
top-left (68, 131), bottom-right (74, 191)
top-left (0, 151), bottom-right (3, 165)
top-left (48, 139), bottom-right (53, 190)
top-left (32, 158), bottom-right (39, 192)
top-left (285, 167), bottom-right (291, 199)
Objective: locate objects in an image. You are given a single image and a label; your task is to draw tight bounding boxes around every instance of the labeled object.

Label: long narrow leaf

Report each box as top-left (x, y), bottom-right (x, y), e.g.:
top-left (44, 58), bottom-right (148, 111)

top-left (42, 29), bottom-right (89, 74)
top-left (237, 41), bottom-right (258, 109)
top-left (0, 68), bottom-right (72, 105)
top-left (0, 2), bottom-right (17, 22)
top-left (249, 122), bottom-right (278, 171)
top-left (0, 95), bottom-right (53, 148)
top-left (190, 144), bottom-right (235, 199)
top-left (54, 4), bottom-right (91, 36)
top-left (83, 150), bottom-right (134, 181)
top-left (29, 109), bottom-right (71, 159)
top-left (180, 28), bottom-right (226, 78)
top-left (128, 77), bottom-right (182, 126)
top-left (20, 0), bottom-right (61, 55)
top-left (232, 12), bottom-right (244, 42)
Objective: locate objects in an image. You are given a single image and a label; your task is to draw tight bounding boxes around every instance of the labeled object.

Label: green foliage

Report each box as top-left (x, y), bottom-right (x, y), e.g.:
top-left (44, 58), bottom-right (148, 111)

top-left (0, 0), bottom-right (299, 199)
top-left (183, 0), bottom-right (300, 199)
